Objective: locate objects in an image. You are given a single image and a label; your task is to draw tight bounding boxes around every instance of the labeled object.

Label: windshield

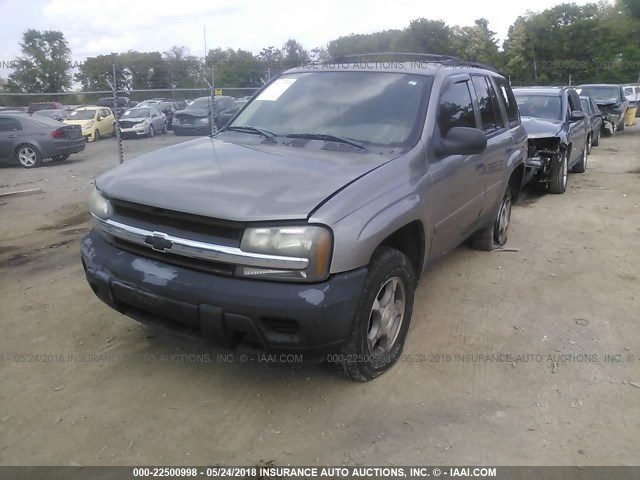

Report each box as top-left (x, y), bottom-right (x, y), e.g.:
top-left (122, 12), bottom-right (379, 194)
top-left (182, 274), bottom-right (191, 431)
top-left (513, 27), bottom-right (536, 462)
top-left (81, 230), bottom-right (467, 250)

top-left (577, 86), bottom-right (619, 102)
top-left (34, 109), bottom-right (61, 118)
top-left (515, 95), bottom-right (562, 120)
top-left (229, 72), bottom-right (431, 147)
top-left (68, 109), bottom-right (96, 120)
top-left (123, 108), bottom-right (150, 118)
top-left (186, 97), bottom-right (212, 110)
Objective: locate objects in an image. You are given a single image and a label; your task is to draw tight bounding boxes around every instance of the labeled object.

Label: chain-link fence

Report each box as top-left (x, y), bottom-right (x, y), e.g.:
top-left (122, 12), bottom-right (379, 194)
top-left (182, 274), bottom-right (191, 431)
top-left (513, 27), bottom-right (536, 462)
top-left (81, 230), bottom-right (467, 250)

top-left (0, 86), bottom-right (260, 207)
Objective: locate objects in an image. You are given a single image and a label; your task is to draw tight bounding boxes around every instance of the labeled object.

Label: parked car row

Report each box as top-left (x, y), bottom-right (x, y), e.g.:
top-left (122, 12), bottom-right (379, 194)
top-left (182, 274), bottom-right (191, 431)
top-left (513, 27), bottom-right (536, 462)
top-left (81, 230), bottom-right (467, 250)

top-left (79, 57), bottom-right (639, 381)
top-left (514, 82), bottom-right (628, 193)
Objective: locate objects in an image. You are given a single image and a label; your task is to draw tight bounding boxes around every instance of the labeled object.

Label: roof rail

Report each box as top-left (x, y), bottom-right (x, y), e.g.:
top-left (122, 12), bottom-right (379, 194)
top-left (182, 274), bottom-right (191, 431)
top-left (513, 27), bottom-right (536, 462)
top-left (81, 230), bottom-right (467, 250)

top-left (329, 52), bottom-right (498, 73)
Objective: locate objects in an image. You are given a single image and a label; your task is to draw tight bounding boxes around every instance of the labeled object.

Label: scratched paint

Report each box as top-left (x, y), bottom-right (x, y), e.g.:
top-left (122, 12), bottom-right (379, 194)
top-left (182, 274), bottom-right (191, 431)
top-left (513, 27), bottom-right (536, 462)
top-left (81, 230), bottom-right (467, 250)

top-left (132, 258), bottom-right (178, 286)
top-left (299, 288), bottom-right (327, 306)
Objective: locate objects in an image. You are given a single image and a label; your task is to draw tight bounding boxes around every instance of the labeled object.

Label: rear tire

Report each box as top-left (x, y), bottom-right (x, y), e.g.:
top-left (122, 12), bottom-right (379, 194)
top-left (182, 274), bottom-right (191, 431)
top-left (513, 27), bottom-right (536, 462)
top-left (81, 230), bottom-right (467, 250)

top-left (586, 133), bottom-right (592, 155)
top-left (15, 144), bottom-right (42, 168)
top-left (471, 186), bottom-right (512, 251)
top-left (573, 144), bottom-right (588, 174)
top-left (331, 247), bottom-right (415, 382)
top-left (548, 149), bottom-right (568, 194)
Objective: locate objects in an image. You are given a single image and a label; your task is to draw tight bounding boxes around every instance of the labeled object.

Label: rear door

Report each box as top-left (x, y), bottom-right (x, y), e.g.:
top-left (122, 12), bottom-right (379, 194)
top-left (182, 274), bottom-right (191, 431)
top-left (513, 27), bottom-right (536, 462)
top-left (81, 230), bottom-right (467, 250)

top-left (470, 74), bottom-right (513, 216)
top-left (0, 116), bottom-right (22, 160)
top-left (100, 108), bottom-right (114, 135)
top-left (567, 90), bottom-right (588, 163)
top-left (428, 75), bottom-right (485, 255)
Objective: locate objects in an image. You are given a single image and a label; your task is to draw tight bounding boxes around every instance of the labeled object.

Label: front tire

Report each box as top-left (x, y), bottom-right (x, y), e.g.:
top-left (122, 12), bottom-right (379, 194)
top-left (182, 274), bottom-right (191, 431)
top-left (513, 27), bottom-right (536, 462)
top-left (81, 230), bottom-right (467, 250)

top-left (93, 129), bottom-right (101, 142)
top-left (617, 118), bottom-right (625, 132)
top-left (333, 247), bottom-right (416, 382)
top-left (592, 129), bottom-right (600, 147)
top-left (15, 144), bottom-right (42, 168)
top-left (148, 125), bottom-right (154, 138)
top-left (471, 186), bottom-right (512, 251)
top-left (548, 149), bottom-right (568, 194)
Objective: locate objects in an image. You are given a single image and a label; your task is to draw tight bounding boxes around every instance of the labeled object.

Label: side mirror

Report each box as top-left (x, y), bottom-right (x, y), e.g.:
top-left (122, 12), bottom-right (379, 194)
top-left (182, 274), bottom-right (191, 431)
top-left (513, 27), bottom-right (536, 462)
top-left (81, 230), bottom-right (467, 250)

top-left (611, 105), bottom-right (623, 114)
top-left (97, 116), bottom-right (103, 121)
top-left (570, 110), bottom-right (586, 121)
top-left (435, 127), bottom-right (487, 157)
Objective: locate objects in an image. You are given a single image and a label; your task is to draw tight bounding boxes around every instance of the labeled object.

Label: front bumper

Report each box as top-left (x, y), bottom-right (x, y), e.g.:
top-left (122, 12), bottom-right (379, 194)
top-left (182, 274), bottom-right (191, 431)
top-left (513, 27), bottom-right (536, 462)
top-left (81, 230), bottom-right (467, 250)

top-left (173, 124), bottom-right (209, 136)
top-left (80, 231), bottom-right (367, 356)
top-left (49, 139), bottom-right (85, 157)
top-left (120, 126), bottom-right (148, 137)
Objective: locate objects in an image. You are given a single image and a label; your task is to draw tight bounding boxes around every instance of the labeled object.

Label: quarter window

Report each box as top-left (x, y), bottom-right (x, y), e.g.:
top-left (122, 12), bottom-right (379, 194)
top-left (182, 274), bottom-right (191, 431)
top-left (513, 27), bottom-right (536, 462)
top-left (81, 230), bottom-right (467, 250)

top-left (438, 81), bottom-right (477, 135)
top-left (494, 77), bottom-right (520, 126)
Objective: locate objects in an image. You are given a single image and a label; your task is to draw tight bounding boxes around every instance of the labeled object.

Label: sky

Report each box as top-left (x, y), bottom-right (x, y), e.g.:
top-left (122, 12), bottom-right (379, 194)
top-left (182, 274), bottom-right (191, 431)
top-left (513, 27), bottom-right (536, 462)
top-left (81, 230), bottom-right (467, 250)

top-left (0, 0), bottom-right (599, 80)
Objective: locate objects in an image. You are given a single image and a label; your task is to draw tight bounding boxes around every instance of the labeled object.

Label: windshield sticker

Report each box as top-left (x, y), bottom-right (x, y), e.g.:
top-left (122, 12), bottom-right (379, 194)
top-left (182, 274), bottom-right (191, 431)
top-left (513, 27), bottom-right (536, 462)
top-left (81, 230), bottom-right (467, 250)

top-left (256, 78), bottom-right (296, 101)
top-left (123, 111), bottom-right (131, 116)
top-left (408, 80), bottom-right (418, 86)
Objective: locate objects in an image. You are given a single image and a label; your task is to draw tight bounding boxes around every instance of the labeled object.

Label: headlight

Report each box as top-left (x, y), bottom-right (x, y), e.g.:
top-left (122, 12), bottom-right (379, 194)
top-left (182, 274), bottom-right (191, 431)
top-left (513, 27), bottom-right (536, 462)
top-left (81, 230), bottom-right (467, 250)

top-left (89, 187), bottom-right (112, 220)
top-left (83, 121), bottom-right (94, 130)
top-left (239, 226), bottom-right (332, 282)
top-left (197, 117), bottom-right (209, 124)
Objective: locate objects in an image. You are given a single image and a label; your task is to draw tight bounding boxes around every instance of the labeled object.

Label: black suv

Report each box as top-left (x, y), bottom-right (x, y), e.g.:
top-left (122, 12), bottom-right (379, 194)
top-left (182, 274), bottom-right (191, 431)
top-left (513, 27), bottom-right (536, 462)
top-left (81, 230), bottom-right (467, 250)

top-left (513, 87), bottom-right (590, 193)
top-left (96, 97), bottom-right (131, 118)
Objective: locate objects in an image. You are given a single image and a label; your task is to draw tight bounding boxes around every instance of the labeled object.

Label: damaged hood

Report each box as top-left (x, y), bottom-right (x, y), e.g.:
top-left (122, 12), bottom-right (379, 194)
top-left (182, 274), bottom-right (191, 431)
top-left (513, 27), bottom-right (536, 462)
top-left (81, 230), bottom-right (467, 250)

top-left (96, 137), bottom-right (390, 222)
top-left (520, 117), bottom-right (563, 139)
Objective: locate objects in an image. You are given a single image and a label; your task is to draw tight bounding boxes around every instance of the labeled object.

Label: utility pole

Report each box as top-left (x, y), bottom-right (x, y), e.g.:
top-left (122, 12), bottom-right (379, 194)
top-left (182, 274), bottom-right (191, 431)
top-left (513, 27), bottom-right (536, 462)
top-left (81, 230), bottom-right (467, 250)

top-left (108, 64), bottom-right (124, 164)
top-left (204, 26), bottom-right (217, 136)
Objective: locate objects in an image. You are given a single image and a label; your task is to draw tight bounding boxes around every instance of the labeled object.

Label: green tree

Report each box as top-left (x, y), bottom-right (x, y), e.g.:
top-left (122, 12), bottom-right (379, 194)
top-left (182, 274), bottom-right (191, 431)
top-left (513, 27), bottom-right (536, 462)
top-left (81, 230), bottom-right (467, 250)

top-left (7, 29), bottom-right (72, 93)
top-left (451, 19), bottom-right (501, 67)
top-left (75, 54), bottom-right (130, 91)
top-left (205, 48), bottom-right (263, 87)
top-left (163, 46), bottom-right (204, 88)
top-left (282, 39), bottom-right (310, 68)
top-left (396, 19), bottom-right (455, 55)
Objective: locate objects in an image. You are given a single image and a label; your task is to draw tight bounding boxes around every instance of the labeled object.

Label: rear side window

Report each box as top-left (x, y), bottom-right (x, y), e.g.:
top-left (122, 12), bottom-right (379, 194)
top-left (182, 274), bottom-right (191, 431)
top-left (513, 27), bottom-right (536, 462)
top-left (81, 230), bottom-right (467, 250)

top-left (471, 76), bottom-right (500, 134)
top-left (493, 77), bottom-right (519, 126)
top-left (0, 117), bottom-right (21, 131)
top-left (438, 81), bottom-right (476, 135)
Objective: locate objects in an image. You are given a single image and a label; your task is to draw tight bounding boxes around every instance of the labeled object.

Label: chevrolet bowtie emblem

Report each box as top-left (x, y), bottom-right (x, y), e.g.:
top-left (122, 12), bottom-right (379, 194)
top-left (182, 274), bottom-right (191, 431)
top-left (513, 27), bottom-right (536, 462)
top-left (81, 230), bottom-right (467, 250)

top-left (144, 232), bottom-right (173, 252)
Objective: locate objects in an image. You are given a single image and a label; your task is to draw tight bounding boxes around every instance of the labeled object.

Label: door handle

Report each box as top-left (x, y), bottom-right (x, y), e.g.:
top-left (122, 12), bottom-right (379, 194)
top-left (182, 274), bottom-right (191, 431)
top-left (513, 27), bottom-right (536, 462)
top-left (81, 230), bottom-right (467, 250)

top-left (8, 134), bottom-right (16, 138)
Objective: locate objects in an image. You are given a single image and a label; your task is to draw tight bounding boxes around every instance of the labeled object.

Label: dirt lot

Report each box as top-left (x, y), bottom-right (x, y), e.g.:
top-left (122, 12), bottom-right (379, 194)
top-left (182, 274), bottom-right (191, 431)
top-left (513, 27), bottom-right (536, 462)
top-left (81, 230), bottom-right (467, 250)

top-left (0, 129), bottom-right (639, 467)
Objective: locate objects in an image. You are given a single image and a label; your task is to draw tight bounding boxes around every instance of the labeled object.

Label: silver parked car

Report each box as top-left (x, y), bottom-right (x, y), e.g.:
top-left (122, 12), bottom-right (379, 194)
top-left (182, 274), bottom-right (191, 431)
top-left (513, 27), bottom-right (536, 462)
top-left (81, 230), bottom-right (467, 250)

top-left (118, 107), bottom-right (167, 138)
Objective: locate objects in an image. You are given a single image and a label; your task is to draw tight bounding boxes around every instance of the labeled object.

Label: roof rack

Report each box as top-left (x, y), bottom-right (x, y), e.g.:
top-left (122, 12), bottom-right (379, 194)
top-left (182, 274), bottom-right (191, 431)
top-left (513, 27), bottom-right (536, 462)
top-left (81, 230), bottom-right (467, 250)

top-left (329, 52), bottom-right (498, 73)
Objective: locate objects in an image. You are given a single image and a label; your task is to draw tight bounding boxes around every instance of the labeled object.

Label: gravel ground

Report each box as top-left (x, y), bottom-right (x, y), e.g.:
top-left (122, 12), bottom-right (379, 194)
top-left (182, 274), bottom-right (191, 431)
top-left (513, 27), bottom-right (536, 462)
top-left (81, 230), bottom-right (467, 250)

top-left (0, 128), bottom-right (639, 466)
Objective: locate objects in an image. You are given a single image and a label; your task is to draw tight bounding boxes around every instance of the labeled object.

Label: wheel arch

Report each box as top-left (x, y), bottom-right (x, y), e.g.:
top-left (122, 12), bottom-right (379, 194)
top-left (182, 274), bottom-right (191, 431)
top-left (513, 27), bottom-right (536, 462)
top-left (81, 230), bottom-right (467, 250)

top-left (374, 220), bottom-right (426, 281)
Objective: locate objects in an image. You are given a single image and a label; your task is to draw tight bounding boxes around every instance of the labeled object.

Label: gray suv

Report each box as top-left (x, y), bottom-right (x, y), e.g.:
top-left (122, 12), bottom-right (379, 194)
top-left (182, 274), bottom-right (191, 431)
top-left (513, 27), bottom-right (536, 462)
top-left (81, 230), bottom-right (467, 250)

top-left (81, 54), bottom-right (527, 381)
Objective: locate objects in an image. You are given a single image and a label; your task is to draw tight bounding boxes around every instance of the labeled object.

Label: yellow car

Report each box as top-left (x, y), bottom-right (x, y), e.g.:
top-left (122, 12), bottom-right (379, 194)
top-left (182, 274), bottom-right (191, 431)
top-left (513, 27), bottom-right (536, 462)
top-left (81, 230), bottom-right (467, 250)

top-left (64, 106), bottom-right (115, 142)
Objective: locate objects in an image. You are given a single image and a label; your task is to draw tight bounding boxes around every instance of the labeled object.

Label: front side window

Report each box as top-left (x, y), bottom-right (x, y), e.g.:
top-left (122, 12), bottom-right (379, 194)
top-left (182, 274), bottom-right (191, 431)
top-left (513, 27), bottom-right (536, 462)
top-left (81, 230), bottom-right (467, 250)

top-left (230, 71), bottom-right (432, 147)
top-left (437, 80), bottom-right (476, 135)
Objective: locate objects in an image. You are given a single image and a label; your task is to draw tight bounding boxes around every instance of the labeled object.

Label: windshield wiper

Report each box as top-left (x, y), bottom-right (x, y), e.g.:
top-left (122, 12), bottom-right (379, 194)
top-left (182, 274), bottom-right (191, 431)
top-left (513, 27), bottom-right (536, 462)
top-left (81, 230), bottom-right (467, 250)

top-left (225, 125), bottom-right (277, 142)
top-left (285, 133), bottom-right (368, 152)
